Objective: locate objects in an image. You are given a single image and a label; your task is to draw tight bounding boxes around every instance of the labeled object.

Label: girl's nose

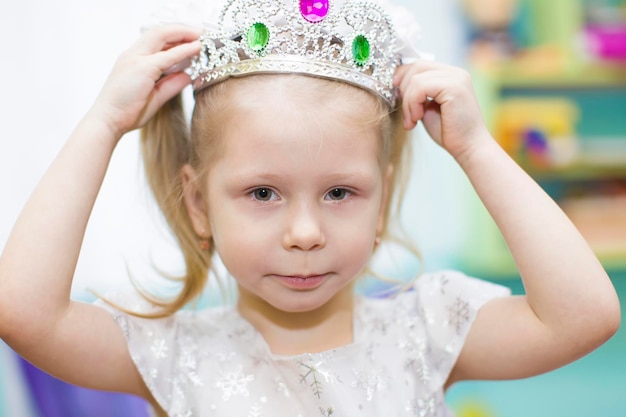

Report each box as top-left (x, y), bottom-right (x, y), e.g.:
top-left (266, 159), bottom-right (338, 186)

top-left (282, 201), bottom-right (326, 251)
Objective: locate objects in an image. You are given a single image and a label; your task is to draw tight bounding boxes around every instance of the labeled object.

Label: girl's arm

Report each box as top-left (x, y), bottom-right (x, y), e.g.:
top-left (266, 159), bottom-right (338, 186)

top-left (0, 25), bottom-right (200, 397)
top-left (394, 61), bottom-right (621, 383)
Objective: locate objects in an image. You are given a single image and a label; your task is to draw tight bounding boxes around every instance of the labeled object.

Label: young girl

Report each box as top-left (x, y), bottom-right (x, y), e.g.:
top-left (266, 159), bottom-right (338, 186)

top-left (0, 0), bottom-right (620, 416)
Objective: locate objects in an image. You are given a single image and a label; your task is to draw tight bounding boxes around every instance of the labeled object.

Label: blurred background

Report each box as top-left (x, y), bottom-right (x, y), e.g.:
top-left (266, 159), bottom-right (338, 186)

top-left (0, 0), bottom-right (625, 415)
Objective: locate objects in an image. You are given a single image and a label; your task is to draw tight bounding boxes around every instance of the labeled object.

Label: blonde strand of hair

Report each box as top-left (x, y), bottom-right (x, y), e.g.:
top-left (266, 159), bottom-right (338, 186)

top-left (101, 94), bottom-right (213, 318)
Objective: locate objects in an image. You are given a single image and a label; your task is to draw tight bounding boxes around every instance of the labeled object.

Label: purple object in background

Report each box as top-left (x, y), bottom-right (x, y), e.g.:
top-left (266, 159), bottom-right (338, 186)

top-left (586, 25), bottom-right (626, 60)
top-left (523, 129), bottom-right (548, 153)
top-left (18, 357), bottom-right (150, 417)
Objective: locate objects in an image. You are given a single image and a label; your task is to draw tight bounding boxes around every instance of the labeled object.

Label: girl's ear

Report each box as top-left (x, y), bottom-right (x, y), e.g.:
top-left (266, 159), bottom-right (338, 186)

top-left (181, 164), bottom-right (211, 238)
top-left (377, 164), bottom-right (394, 236)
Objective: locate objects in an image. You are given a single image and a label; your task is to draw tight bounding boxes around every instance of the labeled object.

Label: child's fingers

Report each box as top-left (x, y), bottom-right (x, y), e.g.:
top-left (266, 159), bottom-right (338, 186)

top-left (399, 67), bottom-right (458, 130)
top-left (393, 63), bottom-right (411, 87)
top-left (398, 66), bottom-right (434, 101)
top-left (395, 60), bottom-right (463, 98)
top-left (402, 78), bottom-right (425, 129)
top-left (394, 60), bottom-right (439, 88)
top-left (398, 64), bottom-right (464, 105)
top-left (151, 40), bottom-right (201, 75)
top-left (152, 72), bottom-right (193, 109)
top-left (400, 70), bottom-right (443, 129)
top-left (92, 33), bottom-right (200, 134)
top-left (131, 24), bottom-right (203, 55)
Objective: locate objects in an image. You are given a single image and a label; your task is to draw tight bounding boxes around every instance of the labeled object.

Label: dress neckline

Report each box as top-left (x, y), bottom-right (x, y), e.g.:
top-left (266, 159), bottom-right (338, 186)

top-left (228, 296), bottom-right (366, 360)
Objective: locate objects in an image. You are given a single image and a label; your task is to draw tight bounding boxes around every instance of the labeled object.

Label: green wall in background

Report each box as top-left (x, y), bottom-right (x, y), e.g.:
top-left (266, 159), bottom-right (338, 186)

top-left (523, 0), bottom-right (583, 49)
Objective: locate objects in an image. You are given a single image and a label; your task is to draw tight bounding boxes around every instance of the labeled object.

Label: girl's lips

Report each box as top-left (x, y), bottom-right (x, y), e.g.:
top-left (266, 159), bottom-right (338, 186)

top-left (275, 274), bottom-right (327, 290)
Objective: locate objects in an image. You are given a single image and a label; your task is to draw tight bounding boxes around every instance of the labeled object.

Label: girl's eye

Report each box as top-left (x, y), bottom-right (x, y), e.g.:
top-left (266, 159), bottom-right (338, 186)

top-left (325, 188), bottom-right (349, 201)
top-left (251, 188), bottom-right (276, 202)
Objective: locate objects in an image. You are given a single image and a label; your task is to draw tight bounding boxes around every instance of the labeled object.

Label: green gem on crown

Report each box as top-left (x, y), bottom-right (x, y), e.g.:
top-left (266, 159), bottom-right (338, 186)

top-left (352, 35), bottom-right (370, 66)
top-left (247, 22), bottom-right (270, 52)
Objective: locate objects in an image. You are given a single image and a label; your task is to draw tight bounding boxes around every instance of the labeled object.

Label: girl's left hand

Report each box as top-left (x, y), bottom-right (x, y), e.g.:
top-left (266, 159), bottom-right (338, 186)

top-left (394, 61), bottom-right (491, 161)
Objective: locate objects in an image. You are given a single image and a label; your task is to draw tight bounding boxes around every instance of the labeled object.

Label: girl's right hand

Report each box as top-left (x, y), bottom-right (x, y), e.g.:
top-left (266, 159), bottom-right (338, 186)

top-left (88, 24), bottom-right (202, 140)
top-left (0, 25), bottom-right (201, 401)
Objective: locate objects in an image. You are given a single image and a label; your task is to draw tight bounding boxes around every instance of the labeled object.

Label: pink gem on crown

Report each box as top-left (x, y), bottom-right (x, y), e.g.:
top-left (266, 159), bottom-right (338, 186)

top-left (300, 0), bottom-right (330, 23)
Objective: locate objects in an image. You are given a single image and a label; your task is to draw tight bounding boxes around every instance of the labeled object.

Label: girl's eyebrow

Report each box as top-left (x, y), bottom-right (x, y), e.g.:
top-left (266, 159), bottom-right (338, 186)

top-left (229, 170), bottom-right (378, 183)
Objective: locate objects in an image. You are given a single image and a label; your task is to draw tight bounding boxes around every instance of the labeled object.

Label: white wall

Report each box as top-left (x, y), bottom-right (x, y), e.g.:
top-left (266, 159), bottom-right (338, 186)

top-left (0, 0), bottom-right (468, 299)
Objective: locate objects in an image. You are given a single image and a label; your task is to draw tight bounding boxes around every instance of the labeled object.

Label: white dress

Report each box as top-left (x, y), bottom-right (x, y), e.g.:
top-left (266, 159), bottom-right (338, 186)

top-left (101, 271), bottom-right (510, 417)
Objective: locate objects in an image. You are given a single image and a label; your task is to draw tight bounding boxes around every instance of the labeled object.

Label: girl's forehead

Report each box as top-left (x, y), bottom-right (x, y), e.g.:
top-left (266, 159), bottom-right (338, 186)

top-left (225, 74), bottom-right (378, 111)
top-left (223, 100), bottom-right (378, 150)
top-left (243, 84), bottom-right (380, 129)
top-left (191, 74), bottom-right (390, 167)
top-left (213, 94), bottom-right (382, 167)
top-left (213, 116), bottom-right (384, 183)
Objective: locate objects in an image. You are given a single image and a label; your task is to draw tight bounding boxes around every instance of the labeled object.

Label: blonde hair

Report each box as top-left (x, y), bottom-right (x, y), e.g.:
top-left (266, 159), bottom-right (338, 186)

top-left (124, 75), bottom-right (413, 318)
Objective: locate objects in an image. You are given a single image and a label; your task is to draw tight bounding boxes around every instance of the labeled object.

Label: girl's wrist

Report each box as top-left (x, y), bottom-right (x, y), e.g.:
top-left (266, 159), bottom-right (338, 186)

top-left (449, 130), bottom-right (498, 168)
top-left (81, 106), bottom-right (128, 145)
top-left (77, 109), bottom-right (126, 149)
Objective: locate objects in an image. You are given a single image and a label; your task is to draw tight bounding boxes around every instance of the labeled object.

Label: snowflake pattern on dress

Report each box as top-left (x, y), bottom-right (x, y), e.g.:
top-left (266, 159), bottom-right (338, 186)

top-left (99, 271), bottom-right (510, 417)
top-left (447, 297), bottom-right (471, 335)
top-left (215, 365), bottom-right (255, 401)
top-left (351, 368), bottom-right (389, 401)
top-left (150, 339), bottom-right (169, 359)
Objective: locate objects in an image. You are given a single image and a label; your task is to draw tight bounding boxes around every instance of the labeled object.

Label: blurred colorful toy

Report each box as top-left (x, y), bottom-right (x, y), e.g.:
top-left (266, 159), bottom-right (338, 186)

top-left (462, 0), bottom-right (520, 63)
top-left (583, 0), bottom-right (626, 60)
top-left (455, 400), bottom-right (498, 417)
top-left (494, 97), bottom-right (580, 168)
top-left (585, 24), bottom-right (626, 60)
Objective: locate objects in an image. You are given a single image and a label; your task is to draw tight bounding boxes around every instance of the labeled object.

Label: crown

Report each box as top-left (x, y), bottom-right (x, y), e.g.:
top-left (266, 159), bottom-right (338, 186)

top-left (189, 0), bottom-right (401, 106)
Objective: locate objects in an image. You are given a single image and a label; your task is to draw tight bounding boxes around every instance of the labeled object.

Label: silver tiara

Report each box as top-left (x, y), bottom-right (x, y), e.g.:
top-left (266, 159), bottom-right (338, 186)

top-left (188, 0), bottom-right (402, 106)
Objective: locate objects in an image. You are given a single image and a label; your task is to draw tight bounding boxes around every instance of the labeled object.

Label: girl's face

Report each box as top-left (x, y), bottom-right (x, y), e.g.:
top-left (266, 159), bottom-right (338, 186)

top-left (184, 78), bottom-right (390, 316)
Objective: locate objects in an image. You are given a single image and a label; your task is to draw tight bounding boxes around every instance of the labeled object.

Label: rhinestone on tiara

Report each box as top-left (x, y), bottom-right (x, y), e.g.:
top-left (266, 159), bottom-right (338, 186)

top-left (189, 0), bottom-right (401, 106)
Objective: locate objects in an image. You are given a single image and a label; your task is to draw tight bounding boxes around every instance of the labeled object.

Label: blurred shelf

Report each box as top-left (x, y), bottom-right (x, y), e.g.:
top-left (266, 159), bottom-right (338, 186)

top-left (597, 252), bottom-right (626, 271)
top-left (481, 60), bottom-right (626, 89)
top-left (462, 0), bottom-right (626, 281)
top-left (521, 158), bottom-right (626, 180)
top-left (462, 246), bottom-right (626, 280)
